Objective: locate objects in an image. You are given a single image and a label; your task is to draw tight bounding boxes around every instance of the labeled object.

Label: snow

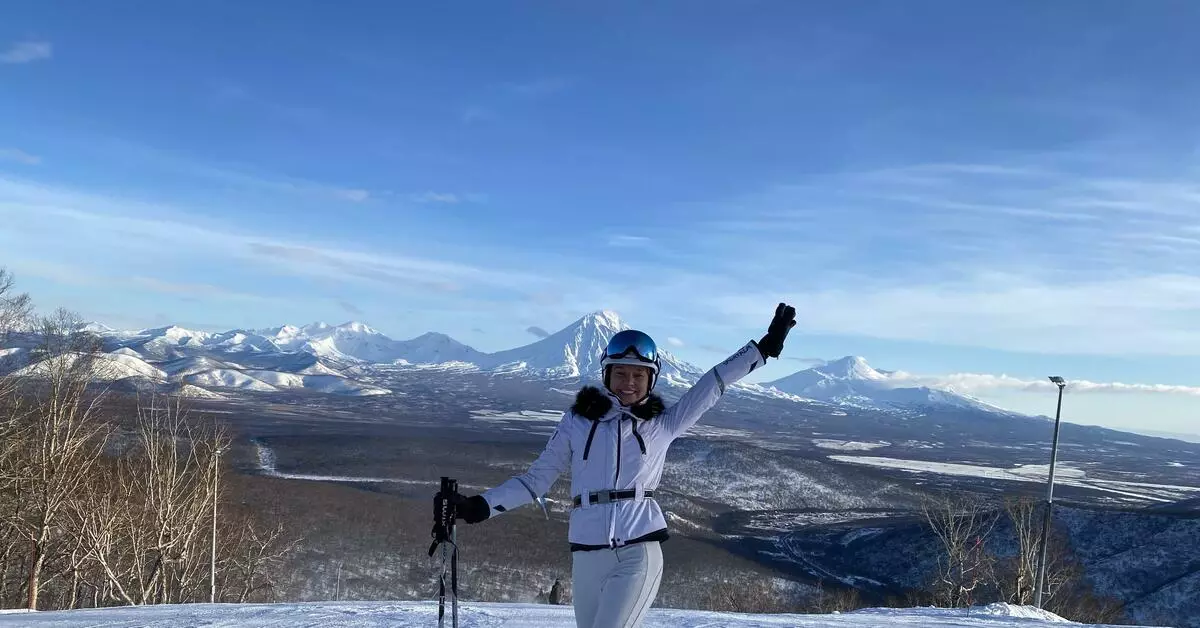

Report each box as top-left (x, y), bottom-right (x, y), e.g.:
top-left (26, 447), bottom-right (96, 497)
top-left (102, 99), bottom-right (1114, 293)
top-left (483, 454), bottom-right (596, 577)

top-left (0, 347), bottom-right (27, 371)
top-left (0, 600), bottom-right (1143, 627)
top-left (829, 455), bottom-right (1200, 503)
top-left (13, 351), bottom-right (167, 382)
top-left (765, 357), bottom-right (1020, 418)
top-left (393, 332), bottom-right (486, 365)
top-left (478, 311), bottom-right (701, 384)
top-left (813, 439), bottom-right (891, 451)
top-left (185, 369), bottom-right (279, 392)
top-left (470, 409), bottom-right (563, 431)
top-left (252, 441), bottom-right (487, 491)
top-left (174, 383), bottom-right (226, 399)
top-left (97, 352), bottom-right (168, 380)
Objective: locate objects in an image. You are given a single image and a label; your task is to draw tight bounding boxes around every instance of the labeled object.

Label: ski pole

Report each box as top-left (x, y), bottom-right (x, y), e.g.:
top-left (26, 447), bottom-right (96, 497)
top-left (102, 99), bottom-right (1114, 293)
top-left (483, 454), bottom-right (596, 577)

top-left (451, 516), bottom-right (459, 628)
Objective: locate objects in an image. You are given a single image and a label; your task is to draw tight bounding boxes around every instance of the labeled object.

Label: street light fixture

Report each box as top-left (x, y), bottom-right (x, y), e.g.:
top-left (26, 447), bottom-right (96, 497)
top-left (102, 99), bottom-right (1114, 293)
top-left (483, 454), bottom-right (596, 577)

top-left (211, 445), bottom-right (226, 604)
top-left (1035, 376), bottom-right (1067, 608)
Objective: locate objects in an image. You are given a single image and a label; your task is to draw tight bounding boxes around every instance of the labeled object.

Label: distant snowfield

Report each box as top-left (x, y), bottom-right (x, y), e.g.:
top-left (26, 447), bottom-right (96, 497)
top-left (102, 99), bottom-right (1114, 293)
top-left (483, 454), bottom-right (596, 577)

top-left (251, 441), bottom-right (489, 492)
top-left (0, 600), bottom-right (1148, 627)
top-left (828, 455), bottom-right (1200, 503)
top-left (470, 408), bottom-right (562, 428)
top-left (813, 439), bottom-right (891, 451)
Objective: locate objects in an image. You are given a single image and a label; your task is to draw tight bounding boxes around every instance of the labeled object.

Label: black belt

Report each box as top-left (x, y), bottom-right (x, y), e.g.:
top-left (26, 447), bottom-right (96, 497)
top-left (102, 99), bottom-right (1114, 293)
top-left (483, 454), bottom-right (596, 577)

top-left (572, 490), bottom-right (654, 508)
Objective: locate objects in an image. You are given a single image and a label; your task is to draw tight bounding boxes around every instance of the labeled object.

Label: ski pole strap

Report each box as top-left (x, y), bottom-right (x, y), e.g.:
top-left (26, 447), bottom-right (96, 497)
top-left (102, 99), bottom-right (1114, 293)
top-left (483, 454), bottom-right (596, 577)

top-left (430, 476), bottom-right (458, 556)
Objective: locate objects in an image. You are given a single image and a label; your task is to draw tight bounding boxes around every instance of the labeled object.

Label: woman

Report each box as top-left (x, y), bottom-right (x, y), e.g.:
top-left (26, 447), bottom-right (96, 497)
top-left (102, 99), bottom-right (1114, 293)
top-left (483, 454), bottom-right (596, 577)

top-left (436, 303), bottom-right (796, 627)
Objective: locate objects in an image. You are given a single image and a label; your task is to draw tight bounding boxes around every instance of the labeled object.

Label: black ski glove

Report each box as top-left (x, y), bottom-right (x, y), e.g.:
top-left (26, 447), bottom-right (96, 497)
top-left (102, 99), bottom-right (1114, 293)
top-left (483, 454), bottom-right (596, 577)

top-left (433, 490), bottom-right (491, 525)
top-left (755, 302), bottom-right (796, 359)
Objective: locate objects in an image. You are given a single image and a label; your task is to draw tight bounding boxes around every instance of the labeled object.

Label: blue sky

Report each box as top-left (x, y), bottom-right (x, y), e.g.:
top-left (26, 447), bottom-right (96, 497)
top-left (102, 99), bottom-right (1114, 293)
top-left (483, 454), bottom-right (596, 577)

top-left (2, 1), bottom-right (1199, 438)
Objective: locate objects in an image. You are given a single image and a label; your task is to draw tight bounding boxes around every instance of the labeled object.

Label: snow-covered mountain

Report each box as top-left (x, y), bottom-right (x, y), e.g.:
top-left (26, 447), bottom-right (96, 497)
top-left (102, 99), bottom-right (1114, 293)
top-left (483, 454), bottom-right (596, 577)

top-left (394, 331), bottom-right (488, 365)
top-left (256, 322), bottom-right (488, 365)
top-left (0, 323), bottom-right (391, 397)
top-left (0, 313), bottom-right (1032, 415)
top-left (479, 310), bottom-right (702, 383)
top-left (765, 356), bottom-right (1022, 417)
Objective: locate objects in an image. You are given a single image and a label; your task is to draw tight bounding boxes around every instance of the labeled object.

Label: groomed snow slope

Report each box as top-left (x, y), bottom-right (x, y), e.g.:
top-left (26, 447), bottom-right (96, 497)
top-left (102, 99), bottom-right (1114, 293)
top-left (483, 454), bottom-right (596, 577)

top-left (0, 601), bottom-right (1152, 627)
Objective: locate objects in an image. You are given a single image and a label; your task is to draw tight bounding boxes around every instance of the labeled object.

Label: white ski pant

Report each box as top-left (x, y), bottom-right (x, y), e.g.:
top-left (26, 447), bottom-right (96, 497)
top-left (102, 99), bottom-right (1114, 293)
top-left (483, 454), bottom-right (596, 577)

top-left (571, 541), bottom-right (663, 628)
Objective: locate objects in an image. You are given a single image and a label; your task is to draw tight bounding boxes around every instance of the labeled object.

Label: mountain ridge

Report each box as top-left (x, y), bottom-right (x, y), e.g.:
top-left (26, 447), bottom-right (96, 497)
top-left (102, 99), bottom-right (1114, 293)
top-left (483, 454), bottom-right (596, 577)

top-left (17, 310), bottom-right (1027, 417)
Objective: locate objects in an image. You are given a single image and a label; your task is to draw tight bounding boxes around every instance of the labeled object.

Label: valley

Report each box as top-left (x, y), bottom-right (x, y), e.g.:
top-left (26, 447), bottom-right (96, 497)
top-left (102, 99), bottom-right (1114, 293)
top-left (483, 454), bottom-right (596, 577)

top-left (4, 309), bottom-right (1200, 624)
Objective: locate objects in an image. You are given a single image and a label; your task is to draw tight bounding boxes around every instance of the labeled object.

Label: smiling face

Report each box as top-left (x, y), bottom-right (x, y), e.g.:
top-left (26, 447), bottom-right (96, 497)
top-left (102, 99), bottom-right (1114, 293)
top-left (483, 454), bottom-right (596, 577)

top-left (608, 363), bottom-right (652, 406)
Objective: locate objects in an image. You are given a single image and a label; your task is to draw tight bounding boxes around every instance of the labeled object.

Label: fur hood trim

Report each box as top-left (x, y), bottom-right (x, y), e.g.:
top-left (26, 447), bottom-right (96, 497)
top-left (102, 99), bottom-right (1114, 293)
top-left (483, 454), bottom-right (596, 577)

top-left (571, 385), bottom-right (664, 420)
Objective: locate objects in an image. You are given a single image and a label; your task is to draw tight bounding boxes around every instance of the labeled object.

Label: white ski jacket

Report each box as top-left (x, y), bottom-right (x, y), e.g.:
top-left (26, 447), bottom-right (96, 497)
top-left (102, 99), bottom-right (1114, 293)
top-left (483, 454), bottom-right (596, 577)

top-left (480, 340), bottom-right (767, 551)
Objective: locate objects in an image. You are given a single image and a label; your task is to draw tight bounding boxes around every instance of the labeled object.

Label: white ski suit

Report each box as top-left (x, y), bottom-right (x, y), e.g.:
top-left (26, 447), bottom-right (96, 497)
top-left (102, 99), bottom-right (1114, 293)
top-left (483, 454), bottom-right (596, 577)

top-left (479, 340), bottom-right (768, 627)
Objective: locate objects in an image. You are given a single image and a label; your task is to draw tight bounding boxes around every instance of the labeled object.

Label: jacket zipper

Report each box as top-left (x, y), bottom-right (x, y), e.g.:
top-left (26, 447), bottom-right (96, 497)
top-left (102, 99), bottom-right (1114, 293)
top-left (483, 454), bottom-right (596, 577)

top-left (610, 416), bottom-right (623, 548)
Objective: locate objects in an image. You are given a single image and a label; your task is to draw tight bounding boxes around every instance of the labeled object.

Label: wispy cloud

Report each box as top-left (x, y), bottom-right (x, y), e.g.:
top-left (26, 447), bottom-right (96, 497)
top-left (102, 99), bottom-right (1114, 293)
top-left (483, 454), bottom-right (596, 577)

top-left (461, 106), bottom-right (494, 125)
top-left (689, 158), bottom-right (1200, 284)
top-left (0, 175), bottom-right (562, 303)
top-left (710, 272), bottom-right (1200, 356)
top-left (336, 189), bottom-right (371, 202)
top-left (0, 40), bottom-right (52, 64)
top-left (502, 78), bottom-right (572, 98)
top-left (130, 276), bottom-right (269, 302)
top-left (526, 325), bottom-right (550, 339)
top-left (208, 81), bottom-right (323, 126)
top-left (0, 148), bottom-right (41, 165)
top-left (95, 138), bottom-right (373, 203)
top-left (661, 150), bottom-right (1200, 358)
top-left (607, 235), bottom-right (652, 247)
top-left (666, 336), bottom-right (685, 347)
top-left (337, 300), bottom-right (363, 316)
top-left (8, 260), bottom-right (269, 304)
top-left (412, 191), bottom-right (461, 204)
top-left (880, 370), bottom-right (1200, 398)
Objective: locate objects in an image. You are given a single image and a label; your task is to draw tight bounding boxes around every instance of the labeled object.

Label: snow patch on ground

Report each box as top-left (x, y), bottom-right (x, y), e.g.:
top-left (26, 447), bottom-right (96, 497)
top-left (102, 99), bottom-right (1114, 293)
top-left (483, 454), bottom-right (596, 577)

top-left (470, 409), bottom-right (562, 433)
top-left (813, 439), bottom-right (891, 451)
top-left (250, 442), bottom-right (491, 493)
top-left (829, 455), bottom-right (1200, 503)
top-left (0, 600), bottom-right (1129, 627)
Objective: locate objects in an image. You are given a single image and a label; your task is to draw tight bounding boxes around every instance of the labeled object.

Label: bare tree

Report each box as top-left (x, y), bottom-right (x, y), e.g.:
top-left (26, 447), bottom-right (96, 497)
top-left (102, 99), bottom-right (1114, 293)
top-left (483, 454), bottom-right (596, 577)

top-left (999, 496), bottom-right (1039, 605)
top-left (997, 495), bottom-right (1078, 607)
top-left (103, 394), bottom-right (226, 605)
top-left (0, 267), bottom-right (33, 341)
top-left (221, 514), bottom-right (296, 603)
top-left (921, 493), bottom-right (1000, 608)
top-left (3, 309), bottom-right (112, 609)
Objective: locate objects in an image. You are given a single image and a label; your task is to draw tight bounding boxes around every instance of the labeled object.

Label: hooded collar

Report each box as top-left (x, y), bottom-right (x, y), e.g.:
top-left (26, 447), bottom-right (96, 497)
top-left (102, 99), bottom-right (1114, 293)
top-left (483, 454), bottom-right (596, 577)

top-left (571, 385), bottom-right (665, 421)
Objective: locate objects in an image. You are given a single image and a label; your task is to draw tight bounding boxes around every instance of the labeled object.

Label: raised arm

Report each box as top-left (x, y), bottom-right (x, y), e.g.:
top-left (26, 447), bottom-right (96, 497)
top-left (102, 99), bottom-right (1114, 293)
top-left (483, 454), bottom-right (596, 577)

top-left (658, 303), bottom-right (796, 440)
top-left (477, 413), bottom-right (574, 518)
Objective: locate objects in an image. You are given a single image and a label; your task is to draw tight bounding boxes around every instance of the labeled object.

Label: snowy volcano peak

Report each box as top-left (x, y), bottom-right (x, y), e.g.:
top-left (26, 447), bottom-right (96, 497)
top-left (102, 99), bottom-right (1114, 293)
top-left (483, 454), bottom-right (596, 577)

top-left (766, 356), bottom-right (1020, 417)
top-left (272, 324), bottom-right (301, 337)
top-left (818, 356), bottom-right (890, 381)
top-left (394, 331), bottom-right (485, 365)
top-left (479, 309), bottom-right (702, 383)
top-left (334, 321), bottom-right (378, 335)
top-left (301, 321), bottom-right (331, 335)
top-left (140, 324), bottom-right (210, 342)
top-left (481, 309), bottom-right (625, 377)
top-left (591, 309), bottom-right (626, 334)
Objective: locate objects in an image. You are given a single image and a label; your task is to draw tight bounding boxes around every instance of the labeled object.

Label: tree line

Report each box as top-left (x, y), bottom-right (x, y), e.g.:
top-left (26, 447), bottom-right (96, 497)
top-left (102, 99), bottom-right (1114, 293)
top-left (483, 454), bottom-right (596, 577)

top-left (0, 268), bottom-right (294, 611)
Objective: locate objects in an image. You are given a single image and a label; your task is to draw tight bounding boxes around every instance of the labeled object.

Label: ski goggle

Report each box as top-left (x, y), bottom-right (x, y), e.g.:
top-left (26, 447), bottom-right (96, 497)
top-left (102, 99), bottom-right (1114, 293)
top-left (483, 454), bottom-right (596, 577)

top-left (603, 330), bottom-right (658, 364)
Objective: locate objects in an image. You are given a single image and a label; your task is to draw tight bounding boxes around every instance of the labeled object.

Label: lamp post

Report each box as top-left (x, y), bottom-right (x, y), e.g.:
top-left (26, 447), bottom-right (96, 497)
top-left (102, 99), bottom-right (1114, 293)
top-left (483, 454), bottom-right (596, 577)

top-left (1034, 375), bottom-right (1067, 608)
top-left (211, 445), bottom-right (226, 604)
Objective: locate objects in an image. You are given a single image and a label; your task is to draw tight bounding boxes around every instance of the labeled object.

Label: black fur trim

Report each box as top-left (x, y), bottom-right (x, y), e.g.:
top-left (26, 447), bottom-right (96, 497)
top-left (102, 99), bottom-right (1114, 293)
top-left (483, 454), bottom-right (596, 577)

top-left (572, 386), bottom-right (612, 420)
top-left (631, 394), bottom-right (665, 419)
top-left (571, 385), bottom-right (664, 420)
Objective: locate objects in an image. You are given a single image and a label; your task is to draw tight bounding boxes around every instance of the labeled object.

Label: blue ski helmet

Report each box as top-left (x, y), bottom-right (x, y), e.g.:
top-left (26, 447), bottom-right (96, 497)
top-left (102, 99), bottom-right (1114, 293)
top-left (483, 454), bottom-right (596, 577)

top-left (601, 329), bottom-right (661, 393)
